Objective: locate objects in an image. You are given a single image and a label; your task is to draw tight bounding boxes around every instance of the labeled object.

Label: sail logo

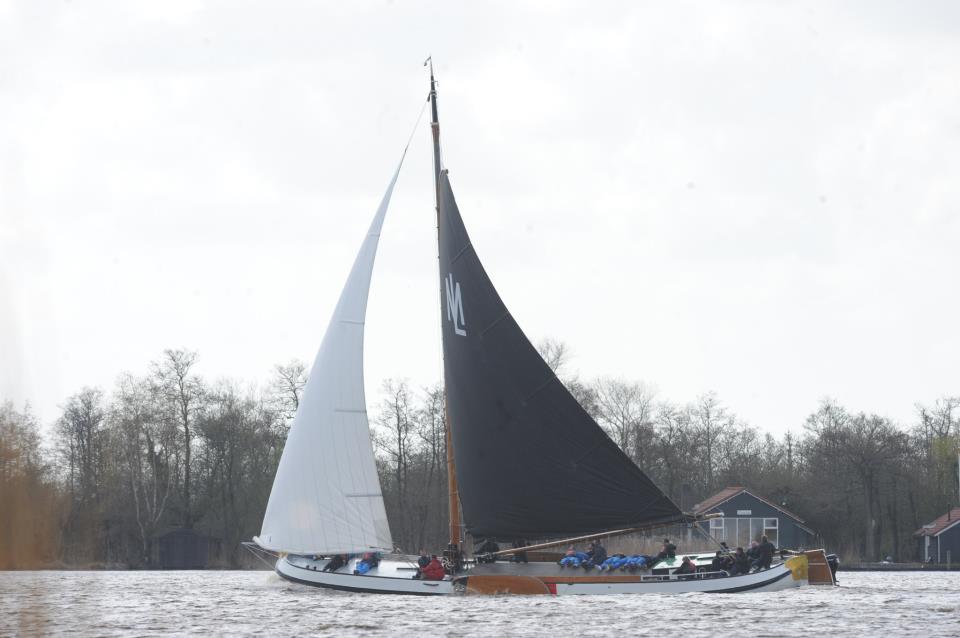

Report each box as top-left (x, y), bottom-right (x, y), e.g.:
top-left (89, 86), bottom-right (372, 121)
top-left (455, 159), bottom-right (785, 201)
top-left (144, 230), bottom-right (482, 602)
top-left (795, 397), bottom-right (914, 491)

top-left (445, 273), bottom-right (466, 336)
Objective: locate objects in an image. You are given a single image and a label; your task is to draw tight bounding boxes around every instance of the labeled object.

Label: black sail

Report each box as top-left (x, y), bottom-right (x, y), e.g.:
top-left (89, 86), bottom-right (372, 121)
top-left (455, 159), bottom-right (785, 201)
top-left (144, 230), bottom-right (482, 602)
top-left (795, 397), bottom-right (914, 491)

top-left (437, 171), bottom-right (683, 539)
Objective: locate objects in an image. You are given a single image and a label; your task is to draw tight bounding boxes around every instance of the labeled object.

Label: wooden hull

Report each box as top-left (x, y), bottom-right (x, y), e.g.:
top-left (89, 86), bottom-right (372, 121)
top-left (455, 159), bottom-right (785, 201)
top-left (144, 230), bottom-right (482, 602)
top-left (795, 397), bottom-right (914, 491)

top-left (454, 555), bottom-right (809, 595)
top-left (275, 555), bottom-right (454, 595)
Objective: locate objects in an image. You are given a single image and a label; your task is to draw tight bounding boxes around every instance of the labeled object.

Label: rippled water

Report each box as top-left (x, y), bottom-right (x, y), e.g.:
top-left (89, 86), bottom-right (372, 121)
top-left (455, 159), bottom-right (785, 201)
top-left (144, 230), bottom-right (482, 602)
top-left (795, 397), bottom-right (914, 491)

top-left (2, 570), bottom-right (958, 637)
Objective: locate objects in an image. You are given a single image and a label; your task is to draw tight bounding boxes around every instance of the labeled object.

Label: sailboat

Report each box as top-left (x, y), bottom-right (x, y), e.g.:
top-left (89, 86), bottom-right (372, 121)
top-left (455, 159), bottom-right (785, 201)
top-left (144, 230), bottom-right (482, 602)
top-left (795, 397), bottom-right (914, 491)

top-left (252, 63), bottom-right (825, 595)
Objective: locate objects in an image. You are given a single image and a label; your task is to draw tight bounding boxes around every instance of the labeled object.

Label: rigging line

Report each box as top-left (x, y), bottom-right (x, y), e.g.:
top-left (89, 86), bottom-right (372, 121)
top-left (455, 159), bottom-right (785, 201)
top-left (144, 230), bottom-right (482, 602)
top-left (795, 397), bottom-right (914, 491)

top-left (692, 519), bottom-right (726, 551)
top-left (398, 92), bottom-right (432, 165)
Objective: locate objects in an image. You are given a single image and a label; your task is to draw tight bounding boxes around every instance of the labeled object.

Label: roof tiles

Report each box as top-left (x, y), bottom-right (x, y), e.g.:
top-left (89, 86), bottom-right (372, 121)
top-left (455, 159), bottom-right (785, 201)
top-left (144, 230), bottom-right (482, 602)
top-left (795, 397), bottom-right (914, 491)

top-left (914, 508), bottom-right (960, 537)
top-left (693, 486), bottom-right (806, 523)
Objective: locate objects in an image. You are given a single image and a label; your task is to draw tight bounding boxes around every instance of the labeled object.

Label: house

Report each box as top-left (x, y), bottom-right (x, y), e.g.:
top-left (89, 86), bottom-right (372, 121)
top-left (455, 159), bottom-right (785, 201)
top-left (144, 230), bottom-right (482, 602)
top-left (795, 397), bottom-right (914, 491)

top-left (693, 486), bottom-right (818, 550)
top-left (914, 507), bottom-right (960, 564)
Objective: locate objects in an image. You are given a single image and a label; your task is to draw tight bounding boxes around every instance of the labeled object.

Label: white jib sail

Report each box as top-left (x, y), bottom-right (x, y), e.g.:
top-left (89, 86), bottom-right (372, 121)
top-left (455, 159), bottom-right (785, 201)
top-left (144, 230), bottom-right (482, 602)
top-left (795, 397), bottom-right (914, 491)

top-left (255, 166), bottom-right (401, 556)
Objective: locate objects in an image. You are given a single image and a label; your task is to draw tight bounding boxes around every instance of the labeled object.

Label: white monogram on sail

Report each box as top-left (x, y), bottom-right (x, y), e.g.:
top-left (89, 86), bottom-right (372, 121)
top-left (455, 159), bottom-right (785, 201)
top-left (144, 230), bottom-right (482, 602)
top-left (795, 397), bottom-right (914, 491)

top-left (445, 273), bottom-right (466, 336)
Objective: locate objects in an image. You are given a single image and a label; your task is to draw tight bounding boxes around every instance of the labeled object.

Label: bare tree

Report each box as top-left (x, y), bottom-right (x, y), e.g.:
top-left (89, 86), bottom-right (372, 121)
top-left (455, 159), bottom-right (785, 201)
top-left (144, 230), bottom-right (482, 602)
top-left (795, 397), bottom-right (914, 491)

top-left (594, 378), bottom-right (658, 466)
top-left (537, 337), bottom-right (571, 375)
top-left (56, 388), bottom-right (106, 506)
top-left (374, 380), bottom-right (416, 545)
top-left (270, 359), bottom-right (308, 422)
top-left (152, 349), bottom-right (202, 529)
top-left (112, 374), bottom-right (177, 565)
top-left (691, 392), bottom-right (733, 492)
top-left (55, 388), bottom-right (107, 561)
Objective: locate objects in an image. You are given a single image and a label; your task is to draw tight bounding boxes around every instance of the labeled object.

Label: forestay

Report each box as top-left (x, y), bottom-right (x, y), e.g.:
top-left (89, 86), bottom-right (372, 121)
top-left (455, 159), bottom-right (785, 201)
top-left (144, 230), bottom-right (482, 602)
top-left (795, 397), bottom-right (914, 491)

top-left (437, 171), bottom-right (684, 539)
top-left (255, 167), bottom-right (401, 556)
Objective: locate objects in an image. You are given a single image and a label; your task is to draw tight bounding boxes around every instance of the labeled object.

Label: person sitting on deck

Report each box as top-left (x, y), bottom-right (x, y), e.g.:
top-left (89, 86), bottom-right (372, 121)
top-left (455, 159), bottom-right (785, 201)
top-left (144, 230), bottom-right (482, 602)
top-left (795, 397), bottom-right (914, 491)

top-left (413, 549), bottom-right (430, 578)
top-left (654, 538), bottom-right (678, 563)
top-left (475, 539), bottom-right (500, 564)
top-left (354, 552), bottom-right (380, 575)
top-left (323, 554), bottom-right (348, 572)
top-left (420, 554), bottom-right (446, 580)
top-left (747, 540), bottom-right (761, 571)
top-left (714, 550), bottom-right (735, 576)
top-left (731, 547), bottom-right (750, 576)
top-left (674, 556), bottom-right (697, 579)
top-left (755, 535), bottom-right (776, 570)
top-left (583, 541), bottom-right (607, 568)
top-left (559, 546), bottom-right (589, 568)
top-left (710, 550), bottom-right (727, 576)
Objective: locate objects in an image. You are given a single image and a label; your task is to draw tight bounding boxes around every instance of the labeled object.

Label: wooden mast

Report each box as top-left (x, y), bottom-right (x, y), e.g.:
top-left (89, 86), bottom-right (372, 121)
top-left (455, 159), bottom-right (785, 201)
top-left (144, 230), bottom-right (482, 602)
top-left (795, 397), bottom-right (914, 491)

top-left (428, 57), bottom-right (462, 564)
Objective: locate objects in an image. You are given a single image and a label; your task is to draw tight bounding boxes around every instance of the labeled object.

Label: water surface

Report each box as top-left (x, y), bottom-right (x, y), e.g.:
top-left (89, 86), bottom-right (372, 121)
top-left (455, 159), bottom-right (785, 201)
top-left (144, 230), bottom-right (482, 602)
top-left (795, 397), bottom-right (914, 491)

top-left (2, 570), bottom-right (958, 636)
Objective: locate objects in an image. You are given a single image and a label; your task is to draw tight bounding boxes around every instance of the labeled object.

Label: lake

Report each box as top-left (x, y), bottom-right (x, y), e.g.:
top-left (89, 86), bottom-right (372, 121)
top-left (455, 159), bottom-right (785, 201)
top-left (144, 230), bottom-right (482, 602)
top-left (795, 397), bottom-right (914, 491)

top-left (2, 570), bottom-right (958, 636)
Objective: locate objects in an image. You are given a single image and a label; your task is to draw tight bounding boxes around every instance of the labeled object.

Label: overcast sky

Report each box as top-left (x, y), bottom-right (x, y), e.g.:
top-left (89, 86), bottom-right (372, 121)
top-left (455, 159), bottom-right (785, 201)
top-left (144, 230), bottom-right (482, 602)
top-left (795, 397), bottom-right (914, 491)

top-left (2, 1), bottom-right (958, 436)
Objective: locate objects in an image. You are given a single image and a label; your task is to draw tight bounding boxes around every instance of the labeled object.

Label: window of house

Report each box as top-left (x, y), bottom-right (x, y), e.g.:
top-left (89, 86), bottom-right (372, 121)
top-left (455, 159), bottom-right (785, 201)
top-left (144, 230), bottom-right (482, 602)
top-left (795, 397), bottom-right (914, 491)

top-left (763, 518), bottom-right (779, 545)
top-left (750, 518), bottom-right (765, 542)
top-left (710, 517), bottom-right (724, 540)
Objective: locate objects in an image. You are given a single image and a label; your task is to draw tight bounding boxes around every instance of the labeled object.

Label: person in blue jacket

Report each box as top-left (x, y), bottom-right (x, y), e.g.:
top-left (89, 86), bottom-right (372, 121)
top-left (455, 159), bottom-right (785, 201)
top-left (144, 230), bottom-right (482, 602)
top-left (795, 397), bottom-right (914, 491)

top-left (354, 552), bottom-right (380, 575)
top-left (559, 545), bottom-right (590, 567)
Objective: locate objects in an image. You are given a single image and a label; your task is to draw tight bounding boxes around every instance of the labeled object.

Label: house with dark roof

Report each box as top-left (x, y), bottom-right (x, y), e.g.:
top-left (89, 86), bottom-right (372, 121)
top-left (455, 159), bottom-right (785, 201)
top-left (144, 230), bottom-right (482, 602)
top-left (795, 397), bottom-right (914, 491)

top-left (694, 486), bottom-right (818, 550)
top-left (914, 507), bottom-right (960, 564)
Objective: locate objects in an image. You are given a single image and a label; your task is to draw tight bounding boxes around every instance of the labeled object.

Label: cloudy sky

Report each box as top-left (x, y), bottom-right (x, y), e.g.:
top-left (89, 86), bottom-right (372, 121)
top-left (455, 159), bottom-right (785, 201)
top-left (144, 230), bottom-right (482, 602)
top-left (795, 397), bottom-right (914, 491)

top-left (2, 1), bottom-right (958, 435)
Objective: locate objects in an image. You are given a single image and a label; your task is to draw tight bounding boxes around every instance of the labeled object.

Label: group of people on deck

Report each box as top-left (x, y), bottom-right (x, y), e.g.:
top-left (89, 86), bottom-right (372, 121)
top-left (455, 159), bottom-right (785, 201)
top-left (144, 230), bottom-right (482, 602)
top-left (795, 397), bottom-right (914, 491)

top-left (414, 549), bottom-right (446, 580)
top-left (710, 536), bottom-right (777, 576)
top-left (558, 540), bottom-right (610, 568)
top-left (556, 535), bottom-right (779, 577)
top-left (559, 537), bottom-right (678, 571)
top-left (319, 534), bottom-right (778, 580)
top-left (318, 552), bottom-right (381, 575)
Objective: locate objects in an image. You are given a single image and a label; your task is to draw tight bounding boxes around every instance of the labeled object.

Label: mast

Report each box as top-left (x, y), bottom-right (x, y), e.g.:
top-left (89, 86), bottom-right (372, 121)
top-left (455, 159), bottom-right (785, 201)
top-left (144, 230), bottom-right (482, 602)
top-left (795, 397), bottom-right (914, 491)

top-left (428, 57), bottom-right (462, 562)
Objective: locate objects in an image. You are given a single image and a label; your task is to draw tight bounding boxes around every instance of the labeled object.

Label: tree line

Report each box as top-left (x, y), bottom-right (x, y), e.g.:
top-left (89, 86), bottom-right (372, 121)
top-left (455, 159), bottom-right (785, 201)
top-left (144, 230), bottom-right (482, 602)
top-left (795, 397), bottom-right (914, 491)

top-left (1, 344), bottom-right (957, 568)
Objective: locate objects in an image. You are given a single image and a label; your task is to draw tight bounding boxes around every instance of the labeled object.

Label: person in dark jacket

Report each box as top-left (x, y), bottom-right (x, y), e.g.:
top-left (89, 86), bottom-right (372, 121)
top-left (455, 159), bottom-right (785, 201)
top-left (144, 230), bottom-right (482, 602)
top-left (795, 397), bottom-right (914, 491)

top-left (756, 535), bottom-right (776, 570)
top-left (584, 541), bottom-right (607, 568)
top-left (412, 549), bottom-right (430, 578)
top-left (731, 547), bottom-right (750, 575)
top-left (710, 550), bottom-right (732, 577)
top-left (654, 538), bottom-right (678, 563)
top-left (747, 540), bottom-right (761, 570)
top-left (323, 554), bottom-right (348, 572)
top-left (674, 556), bottom-right (697, 579)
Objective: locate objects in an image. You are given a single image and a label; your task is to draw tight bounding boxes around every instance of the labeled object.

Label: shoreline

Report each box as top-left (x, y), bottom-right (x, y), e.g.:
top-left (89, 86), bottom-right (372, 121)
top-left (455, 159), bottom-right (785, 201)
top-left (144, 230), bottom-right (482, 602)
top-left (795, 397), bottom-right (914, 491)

top-left (842, 563), bottom-right (959, 572)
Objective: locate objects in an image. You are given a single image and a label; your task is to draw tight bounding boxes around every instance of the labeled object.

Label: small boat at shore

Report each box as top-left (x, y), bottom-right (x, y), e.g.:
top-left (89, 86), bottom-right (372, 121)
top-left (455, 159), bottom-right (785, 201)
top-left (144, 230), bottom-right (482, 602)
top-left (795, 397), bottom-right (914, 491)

top-left (252, 61), bottom-right (832, 595)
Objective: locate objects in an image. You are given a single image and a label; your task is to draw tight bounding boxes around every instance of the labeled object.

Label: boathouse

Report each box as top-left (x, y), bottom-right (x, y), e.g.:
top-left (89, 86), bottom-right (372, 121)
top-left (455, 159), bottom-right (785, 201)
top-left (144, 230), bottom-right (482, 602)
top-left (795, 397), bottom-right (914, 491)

top-left (693, 486), bottom-right (817, 550)
top-left (914, 507), bottom-right (960, 564)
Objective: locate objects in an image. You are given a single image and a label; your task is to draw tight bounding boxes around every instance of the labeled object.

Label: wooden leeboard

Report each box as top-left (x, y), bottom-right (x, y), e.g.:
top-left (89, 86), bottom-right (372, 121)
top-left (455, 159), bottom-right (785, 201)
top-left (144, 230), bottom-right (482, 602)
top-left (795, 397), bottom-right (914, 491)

top-left (803, 549), bottom-right (835, 586)
top-left (463, 575), bottom-right (552, 595)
